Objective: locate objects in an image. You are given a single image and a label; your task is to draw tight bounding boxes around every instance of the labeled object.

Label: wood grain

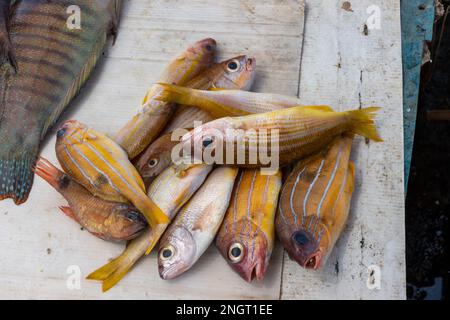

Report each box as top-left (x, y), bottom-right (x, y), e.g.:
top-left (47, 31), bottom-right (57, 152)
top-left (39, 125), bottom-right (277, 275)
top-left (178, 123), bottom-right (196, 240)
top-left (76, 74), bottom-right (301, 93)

top-left (280, 0), bottom-right (405, 300)
top-left (0, 0), bottom-right (305, 299)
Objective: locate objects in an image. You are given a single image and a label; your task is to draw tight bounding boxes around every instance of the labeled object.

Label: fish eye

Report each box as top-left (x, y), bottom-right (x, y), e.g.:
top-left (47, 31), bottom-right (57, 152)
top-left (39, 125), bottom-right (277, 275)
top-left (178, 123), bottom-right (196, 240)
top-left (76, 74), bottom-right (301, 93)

top-left (204, 44), bottom-right (213, 52)
top-left (228, 243), bottom-right (244, 263)
top-left (56, 128), bottom-right (66, 138)
top-left (148, 158), bottom-right (158, 168)
top-left (160, 245), bottom-right (175, 261)
top-left (293, 231), bottom-right (309, 246)
top-left (227, 60), bottom-right (240, 72)
top-left (202, 137), bottom-right (214, 148)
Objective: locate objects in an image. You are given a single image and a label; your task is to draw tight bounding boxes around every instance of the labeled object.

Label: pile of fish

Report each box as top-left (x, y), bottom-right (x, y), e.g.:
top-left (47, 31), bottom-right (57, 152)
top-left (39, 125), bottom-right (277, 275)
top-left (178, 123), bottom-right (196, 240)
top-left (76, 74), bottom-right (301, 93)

top-left (30, 37), bottom-right (382, 292)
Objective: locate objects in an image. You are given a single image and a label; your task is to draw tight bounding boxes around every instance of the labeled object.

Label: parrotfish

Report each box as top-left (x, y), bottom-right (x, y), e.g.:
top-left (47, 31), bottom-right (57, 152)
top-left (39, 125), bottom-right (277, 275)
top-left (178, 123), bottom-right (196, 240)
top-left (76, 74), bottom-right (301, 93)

top-left (113, 38), bottom-right (216, 159)
top-left (0, 0), bottom-right (123, 204)
top-left (175, 105), bottom-right (382, 171)
top-left (87, 162), bottom-right (213, 292)
top-left (135, 55), bottom-right (256, 182)
top-left (34, 157), bottom-right (146, 241)
top-left (163, 55), bottom-right (256, 132)
top-left (158, 167), bottom-right (239, 280)
top-left (276, 135), bottom-right (355, 269)
top-left (216, 169), bottom-right (282, 282)
top-left (55, 120), bottom-right (168, 229)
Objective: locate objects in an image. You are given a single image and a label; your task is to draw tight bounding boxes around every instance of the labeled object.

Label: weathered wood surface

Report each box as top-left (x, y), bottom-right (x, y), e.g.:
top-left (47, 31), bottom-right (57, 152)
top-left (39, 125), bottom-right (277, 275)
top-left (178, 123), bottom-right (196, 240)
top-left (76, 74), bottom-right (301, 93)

top-left (281, 0), bottom-right (405, 299)
top-left (0, 0), bottom-right (306, 299)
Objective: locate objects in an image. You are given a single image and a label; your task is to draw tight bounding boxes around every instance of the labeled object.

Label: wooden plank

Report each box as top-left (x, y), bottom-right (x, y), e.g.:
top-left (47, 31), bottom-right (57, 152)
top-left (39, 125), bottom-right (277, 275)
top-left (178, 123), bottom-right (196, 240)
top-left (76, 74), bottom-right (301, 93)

top-left (281, 0), bottom-right (406, 300)
top-left (0, 0), bottom-right (305, 299)
top-left (401, 0), bottom-right (435, 188)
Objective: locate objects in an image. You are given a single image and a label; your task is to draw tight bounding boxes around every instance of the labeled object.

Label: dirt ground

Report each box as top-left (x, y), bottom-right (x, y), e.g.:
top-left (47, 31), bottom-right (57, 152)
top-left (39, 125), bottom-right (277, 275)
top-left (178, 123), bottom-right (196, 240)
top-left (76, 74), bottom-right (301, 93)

top-left (406, 5), bottom-right (450, 300)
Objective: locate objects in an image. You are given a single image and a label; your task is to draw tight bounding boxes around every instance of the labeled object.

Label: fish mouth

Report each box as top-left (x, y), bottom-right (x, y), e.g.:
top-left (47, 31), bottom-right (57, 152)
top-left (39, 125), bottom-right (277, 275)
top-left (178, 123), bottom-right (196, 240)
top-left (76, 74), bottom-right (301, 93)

top-left (302, 250), bottom-right (322, 270)
top-left (158, 261), bottom-right (189, 280)
top-left (240, 259), bottom-right (267, 282)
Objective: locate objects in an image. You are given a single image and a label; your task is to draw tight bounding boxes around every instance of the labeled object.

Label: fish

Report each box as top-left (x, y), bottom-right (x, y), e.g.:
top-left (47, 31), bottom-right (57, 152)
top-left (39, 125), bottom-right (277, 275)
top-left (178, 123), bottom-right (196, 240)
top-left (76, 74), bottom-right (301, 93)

top-left (87, 162), bottom-right (213, 292)
top-left (158, 167), bottom-right (239, 280)
top-left (216, 169), bottom-right (282, 282)
top-left (34, 157), bottom-right (146, 241)
top-left (55, 120), bottom-right (169, 229)
top-left (134, 132), bottom-right (179, 186)
top-left (135, 56), bottom-right (256, 182)
top-left (174, 105), bottom-right (382, 171)
top-left (155, 83), bottom-right (304, 118)
top-left (113, 38), bottom-right (216, 159)
top-left (163, 55), bottom-right (256, 132)
top-left (276, 134), bottom-right (355, 269)
top-left (0, 0), bottom-right (123, 205)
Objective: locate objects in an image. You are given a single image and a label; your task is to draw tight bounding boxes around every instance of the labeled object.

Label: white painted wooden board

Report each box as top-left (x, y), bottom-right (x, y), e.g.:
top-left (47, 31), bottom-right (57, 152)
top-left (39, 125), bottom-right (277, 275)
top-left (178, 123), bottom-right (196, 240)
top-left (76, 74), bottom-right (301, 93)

top-left (0, 0), bottom-right (306, 299)
top-left (281, 0), bottom-right (406, 299)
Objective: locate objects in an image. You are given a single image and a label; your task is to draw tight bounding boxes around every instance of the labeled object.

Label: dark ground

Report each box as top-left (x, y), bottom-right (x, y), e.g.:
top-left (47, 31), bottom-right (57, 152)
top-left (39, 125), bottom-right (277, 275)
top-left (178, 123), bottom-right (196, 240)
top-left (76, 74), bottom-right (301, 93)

top-left (406, 4), bottom-right (450, 300)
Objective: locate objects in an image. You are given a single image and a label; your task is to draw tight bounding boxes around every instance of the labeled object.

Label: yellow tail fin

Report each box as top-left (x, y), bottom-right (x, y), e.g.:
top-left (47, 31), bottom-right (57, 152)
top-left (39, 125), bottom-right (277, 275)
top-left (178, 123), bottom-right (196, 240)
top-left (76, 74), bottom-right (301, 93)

top-left (155, 83), bottom-right (196, 106)
top-left (346, 107), bottom-right (383, 142)
top-left (87, 229), bottom-right (152, 292)
top-left (135, 196), bottom-right (169, 228)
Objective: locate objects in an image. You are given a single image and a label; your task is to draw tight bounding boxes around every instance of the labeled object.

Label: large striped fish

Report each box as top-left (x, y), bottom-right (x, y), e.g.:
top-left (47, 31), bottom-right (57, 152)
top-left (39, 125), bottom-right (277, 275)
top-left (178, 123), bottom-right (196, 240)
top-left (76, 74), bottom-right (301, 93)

top-left (87, 162), bottom-right (213, 292)
top-left (34, 157), bottom-right (146, 242)
top-left (276, 135), bottom-right (355, 269)
top-left (0, 0), bottom-right (122, 204)
top-left (158, 167), bottom-right (239, 280)
top-left (172, 104), bottom-right (382, 171)
top-left (113, 38), bottom-right (216, 159)
top-left (55, 120), bottom-right (169, 229)
top-left (216, 169), bottom-right (282, 282)
top-left (135, 55), bottom-right (256, 183)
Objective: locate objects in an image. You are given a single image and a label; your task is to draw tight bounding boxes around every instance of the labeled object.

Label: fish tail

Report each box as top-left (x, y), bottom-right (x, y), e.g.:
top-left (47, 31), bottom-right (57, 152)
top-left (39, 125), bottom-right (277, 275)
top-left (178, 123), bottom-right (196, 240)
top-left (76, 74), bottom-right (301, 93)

top-left (33, 157), bottom-right (65, 191)
top-left (134, 195), bottom-right (170, 228)
top-left (155, 83), bottom-right (198, 106)
top-left (346, 107), bottom-right (383, 142)
top-left (0, 148), bottom-right (37, 205)
top-left (87, 255), bottom-right (133, 292)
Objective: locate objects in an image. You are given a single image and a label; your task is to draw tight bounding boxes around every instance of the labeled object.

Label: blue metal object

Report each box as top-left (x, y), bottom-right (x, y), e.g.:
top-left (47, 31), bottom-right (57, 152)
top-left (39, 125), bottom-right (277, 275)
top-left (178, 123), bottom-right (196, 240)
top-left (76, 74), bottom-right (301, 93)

top-left (401, 0), bottom-right (435, 189)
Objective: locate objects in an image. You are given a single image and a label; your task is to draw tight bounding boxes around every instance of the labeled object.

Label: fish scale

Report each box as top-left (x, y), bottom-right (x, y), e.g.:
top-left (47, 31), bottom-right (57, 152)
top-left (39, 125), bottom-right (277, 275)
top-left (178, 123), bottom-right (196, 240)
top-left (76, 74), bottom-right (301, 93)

top-left (0, 0), bottom-right (122, 204)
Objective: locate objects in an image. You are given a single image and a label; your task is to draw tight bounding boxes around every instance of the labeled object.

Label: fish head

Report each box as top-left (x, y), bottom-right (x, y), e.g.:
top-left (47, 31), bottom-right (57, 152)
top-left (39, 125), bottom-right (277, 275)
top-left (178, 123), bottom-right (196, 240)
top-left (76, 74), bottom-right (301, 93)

top-left (181, 38), bottom-right (217, 65)
top-left (215, 55), bottom-right (256, 90)
top-left (179, 119), bottom-right (233, 165)
top-left (277, 216), bottom-right (330, 270)
top-left (56, 120), bottom-right (86, 139)
top-left (158, 225), bottom-right (197, 280)
top-left (216, 220), bottom-right (270, 282)
top-left (109, 204), bottom-right (148, 240)
top-left (136, 135), bottom-right (175, 184)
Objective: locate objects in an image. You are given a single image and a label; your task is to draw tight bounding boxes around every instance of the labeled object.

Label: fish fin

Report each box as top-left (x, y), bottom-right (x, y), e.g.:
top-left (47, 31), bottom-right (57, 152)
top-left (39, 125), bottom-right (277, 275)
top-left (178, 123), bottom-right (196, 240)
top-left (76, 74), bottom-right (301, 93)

top-left (59, 206), bottom-right (77, 222)
top-left (33, 157), bottom-right (65, 191)
top-left (87, 255), bottom-right (132, 292)
top-left (0, 149), bottom-right (37, 205)
top-left (134, 196), bottom-right (169, 228)
top-left (154, 83), bottom-right (197, 106)
top-left (346, 107), bottom-right (383, 142)
top-left (144, 223), bottom-right (169, 255)
top-left (302, 105), bottom-right (334, 112)
top-left (209, 87), bottom-right (227, 91)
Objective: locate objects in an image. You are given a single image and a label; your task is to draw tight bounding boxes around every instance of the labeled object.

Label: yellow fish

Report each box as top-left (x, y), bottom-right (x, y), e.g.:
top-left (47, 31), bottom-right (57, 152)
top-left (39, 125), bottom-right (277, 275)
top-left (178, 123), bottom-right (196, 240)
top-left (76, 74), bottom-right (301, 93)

top-left (114, 38), bottom-right (217, 158)
top-left (55, 120), bottom-right (168, 229)
top-left (216, 169), bottom-right (282, 282)
top-left (276, 135), bottom-right (355, 269)
top-left (87, 162), bottom-right (213, 292)
top-left (175, 105), bottom-right (382, 171)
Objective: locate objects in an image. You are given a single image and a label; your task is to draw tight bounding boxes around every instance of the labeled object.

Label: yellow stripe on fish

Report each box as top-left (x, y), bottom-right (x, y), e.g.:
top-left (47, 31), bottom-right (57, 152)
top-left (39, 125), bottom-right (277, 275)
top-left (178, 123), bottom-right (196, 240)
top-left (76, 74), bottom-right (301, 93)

top-left (276, 134), bottom-right (355, 269)
top-left (216, 169), bottom-right (282, 282)
top-left (55, 120), bottom-right (169, 229)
